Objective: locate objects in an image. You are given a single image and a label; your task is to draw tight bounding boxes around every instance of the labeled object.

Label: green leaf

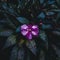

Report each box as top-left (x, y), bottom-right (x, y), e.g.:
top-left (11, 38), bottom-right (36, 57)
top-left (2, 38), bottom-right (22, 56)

top-left (52, 31), bottom-right (60, 36)
top-left (18, 47), bottom-right (25, 60)
top-left (0, 30), bottom-right (13, 37)
top-left (39, 0), bottom-right (44, 4)
top-left (39, 50), bottom-right (45, 60)
top-left (17, 0), bottom-right (27, 9)
top-left (37, 12), bottom-right (45, 19)
top-left (26, 40), bottom-right (37, 55)
top-left (16, 26), bottom-right (20, 33)
top-left (3, 35), bottom-right (16, 49)
top-left (42, 24), bottom-right (52, 29)
top-left (2, 2), bottom-right (8, 10)
top-left (39, 30), bottom-right (48, 49)
top-left (16, 17), bottom-right (29, 24)
top-left (39, 31), bottom-right (47, 42)
top-left (10, 46), bottom-right (18, 60)
top-left (56, 0), bottom-right (60, 6)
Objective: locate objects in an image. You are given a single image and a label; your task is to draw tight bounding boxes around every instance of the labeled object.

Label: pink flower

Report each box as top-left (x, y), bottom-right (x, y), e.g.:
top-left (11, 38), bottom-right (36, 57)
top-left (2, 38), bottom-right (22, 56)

top-left (21, 24), bottom-right (39, 40)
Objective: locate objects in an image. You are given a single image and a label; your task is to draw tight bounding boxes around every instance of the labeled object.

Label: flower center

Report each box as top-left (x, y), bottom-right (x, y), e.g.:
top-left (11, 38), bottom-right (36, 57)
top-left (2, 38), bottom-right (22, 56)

top-left (27, 29), bottom-right (31, 31)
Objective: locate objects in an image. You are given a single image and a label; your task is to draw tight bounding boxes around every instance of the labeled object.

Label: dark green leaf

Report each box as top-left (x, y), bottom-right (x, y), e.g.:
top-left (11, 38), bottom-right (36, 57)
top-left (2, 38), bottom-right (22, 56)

top-left (17, 0), bottom-right (27, 8)
top-left (0, 30), bottom-right (13, 37)
top-left (37, 12), bottom-right (45, 19)
top-left (18, 47), bottom-right (25, 60)
top-left (39, 30), bottom-right (48, 49)
top-left (26, 40), bottom-right (37, 55)
top-left (2, 2), bottom-right (8, 10)
top-left (3, 35), bottom-right (16, 49)
top-left (39, 0), bottom-right (44, 4)
top-left (42, 24), bottom-right (52, 29)
top-left (17, 17), bottom-right (29, 24)
top-left (10, 46), bottom-right (18, 60)
top-left (52, 31), bottom-right (60, 35)
top-left (16, 26), bottom-right (20, 33)
top-left (39, 31), bottom-right (47, 42)
top-left (39, 50), bottom-right (45, 60)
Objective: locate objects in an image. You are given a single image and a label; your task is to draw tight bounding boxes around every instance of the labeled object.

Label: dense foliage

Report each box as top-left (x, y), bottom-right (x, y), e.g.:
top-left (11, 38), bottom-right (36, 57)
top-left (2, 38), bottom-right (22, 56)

top-left (0, 0), bottom-right (60, 60)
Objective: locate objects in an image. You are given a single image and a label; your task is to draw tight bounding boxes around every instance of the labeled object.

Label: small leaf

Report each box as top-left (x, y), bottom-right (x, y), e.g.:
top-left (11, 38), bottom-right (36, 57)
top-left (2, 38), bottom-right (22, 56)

top-left (56, 0), bottom-right (60, 6)
top-left (39, 50), bottom-right (45, 60)
top-left (3, 35), bottom-right (16, 49)
top-left (39, 0), bottom-right (44, 4)
top-left (18, 39), bottom-right (25, 47)
top-left (8, 8), bottom-right (15, 14)
top-left (26, 40), bottom-right (36, 55)
top-left (52, 45), bottom-right (60, 58)
top-left (10, 46), bottom-right (18, 60)
top-left (39, 30), bottom-right (48, 49)
top-left (16, 17), bottom-right (29, 24)
top-left (48, 0), bottom-right (55, 4)
top-left (2, 2), bottom-right (8, 10)
top-left (17, 0), bottom-right (27, 8)
top-left (37, 12), bottom-right (45, 19)
top-left (0, 20), bottom-right (7, 23)
top-left (39, 31), bottom-right (47, 42)
top-left (0, 30), bottom-right (13, 37)
top-left (6, 17), bottom-right (16, 29)
top-left (52, 31), bottom-right (60, 35)
top-left (18, 47), bottom-right (25, 60)
top-left (46, 11), bottom-right (55, 15)
top-left (42, 24), bottom-right (52, 29)
top-left (16, 26), bottom-right (20, 33)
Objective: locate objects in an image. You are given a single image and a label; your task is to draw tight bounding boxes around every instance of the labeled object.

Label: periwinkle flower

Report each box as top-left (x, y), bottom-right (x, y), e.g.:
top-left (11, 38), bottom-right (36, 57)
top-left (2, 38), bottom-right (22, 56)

top-left (21, 24), bottom-right (39, 40)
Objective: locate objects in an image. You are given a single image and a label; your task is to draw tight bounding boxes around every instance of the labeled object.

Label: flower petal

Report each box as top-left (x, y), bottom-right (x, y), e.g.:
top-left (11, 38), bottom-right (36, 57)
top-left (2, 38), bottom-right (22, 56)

top-left (32, 25), bottom-right (38, 29)
top-left (32, 31), bottom-right (38, 35)
top-left (32, 25), bottom-right (39, 36)
top-left (21, 24), bottom-right (28, 30)
top-left (28, 24), bottom-right (32, 29)
top-left (21, 30), bottom-right (28, 36)
top-left (26, 32), bottom-right (32, 40)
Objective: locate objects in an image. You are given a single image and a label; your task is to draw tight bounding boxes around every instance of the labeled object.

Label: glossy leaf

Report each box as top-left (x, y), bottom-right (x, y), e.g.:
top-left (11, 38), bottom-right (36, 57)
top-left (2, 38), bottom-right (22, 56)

top-left (48, 0), bottom-right (55, 4)
top-left (39, 30), bottom-right (47, 42)
top-left (56, 0), bottom-right (60, 6)
top-left (17, 0), bottom-right (26, 8)
top-left (2, 2), bottom-right (8, 10)
top-left (39, 0), bottom-right (44, 4)
top-left (0, 20), bottom-right (7, 23)
top-left (52, 31), bottom-right (60, 35)
top-left (8, 8), bottom-right (15, 14)
top-left (6, 17), bottom-right (16, 29)
top-left (10, 46), bottom-right (18, 60)
top-left (18, 39), bottom-right (25, 47)
top-left (17, 17), bottom-right (29, 24)
top-left (39, 50), bottom-right (45, 60)
top-left (37, 12), bottom-right (45, 19)
top-left (3, 35), bottom-right (16, 49)
top-left (46, 11), bottom-right (55, 15)
top-left (26, 40), bottom-right (37, 55)
top-left (18, 47), bottom-right (25, 60)
top-left (16, 26), bottom-right (20, 33)
top-left (39, 30), bottom-right (48, 49)
top-left (42, 24), bottom-right (52, 29)
top-left (0, 30), bottom-right (13, 37)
